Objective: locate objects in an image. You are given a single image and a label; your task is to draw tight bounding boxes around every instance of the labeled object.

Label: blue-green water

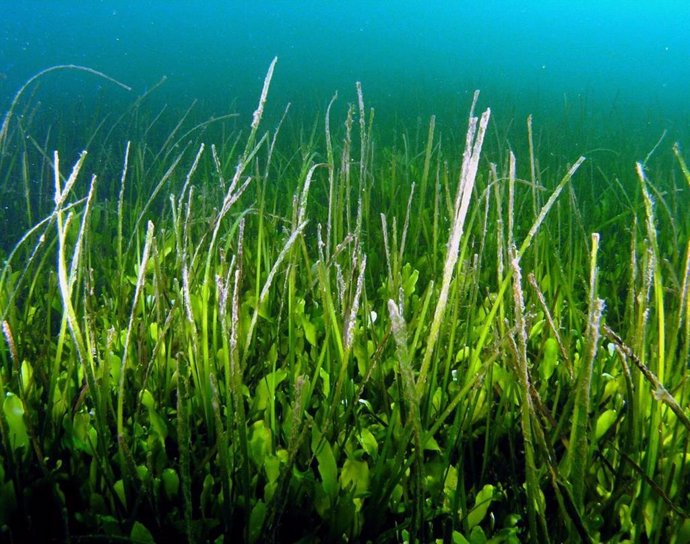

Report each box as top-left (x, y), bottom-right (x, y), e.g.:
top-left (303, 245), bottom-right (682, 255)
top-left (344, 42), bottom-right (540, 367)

top-left (1, 1), bottom-right (689, 154)
top-left (2, 4), bottom-right (690, 541)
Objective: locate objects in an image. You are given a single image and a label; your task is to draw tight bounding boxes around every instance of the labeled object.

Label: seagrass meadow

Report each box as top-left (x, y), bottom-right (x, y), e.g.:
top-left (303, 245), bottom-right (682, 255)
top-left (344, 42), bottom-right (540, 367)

top-left (1, 56), bottom-right (690, 544)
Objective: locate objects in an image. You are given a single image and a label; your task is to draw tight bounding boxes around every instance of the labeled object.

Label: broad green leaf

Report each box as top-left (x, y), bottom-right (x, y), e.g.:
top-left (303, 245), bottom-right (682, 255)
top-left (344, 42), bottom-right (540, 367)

top-left (319, 367), bottom-right (330, 397)
top-left (3, 393), bottom-right (29, 452)
top-left (264, 454), bottom-right (281, 483)
top-left (190, 293), bottom-right (203, 321)
top-left (267, 343), bottom-right (278, 365)
top-left (51, 393), bottom-right (69, 429)
top-left (149, 322), bottom-right (159, 342)
top-left (469, 525), bottom-right (487, 544)
top-left (676, 518), bottom-right (690, 544)
top-left (540, 337), bottom-right (559, 380)
top-left (161, 468), bottom-right (179, 499)
top-left (73, 412), bottom-right (89, 443)
top-left (20, 360), bottom-right (33, 392)
top-left (314, 483), bottom-right (330, 519)
top-left (248, 420), bottom-right (272, 466)
top-left (249, 500), bottom-right (267, 544)
top-left (265, 480), bottom-right (278, 503)
top-left (595, 409), bottom-right (617, 441)
top-left (302, 317), bottom-right (317, 346)
top-left (391, 483), bottom-right (404, 513)
top-left (107, 350), bottom-right (121, 383)
top-left (73, 412), bottom-right (97, 455)
top-left (130, 520), bottom-right (155, 543)
top-left (452, 531), bottom-right (470, 544)
top-left (316, 440), bottom-right (338, 501)
top-left (528, 318), bottom-right (545, 340)
top-left (444, 465), bottom-right (458, 497)
top-left (423, 434), bottom-right (442, 452)
top-left (467, 484), bottom-right (495, 530)
top-left (114, 479), bottom-right (126, 508)
top-left (148, 409), bottom-right (168, 446)
top-left (200, 473), bottom-right (215, 514)
top-left (89, 492), bottom-right (106, 514)
top-left (358, 427), bottom-right (378, 458)
top-left (87, 427), bottom-right (98, 455)
top-left (141, 389), bottom-right (155, 410)
top-left (339, 458), bottom-right (369, 495)
top-left (402, 264), bottom-right (419, 297)
top-left (644, 499), bottom-right (655, 538)
top-left (253, 370), bottom-right (287, 412)
top-left (541, 273), bottom-right (552, 291)
top-left (455, 346), bottom-right (470, 363)
top-left (431, 387), bottom-right (443, 414)
top-left (602, 376), bottom-right (620, 401)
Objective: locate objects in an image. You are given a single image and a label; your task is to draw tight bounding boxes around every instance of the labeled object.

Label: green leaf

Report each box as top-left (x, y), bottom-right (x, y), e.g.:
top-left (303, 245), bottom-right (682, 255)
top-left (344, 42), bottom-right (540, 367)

top-left (339, 458), bottom-right (369, 495)
top-left (644, 499), bottom-right (655, 538)
top-left (264, 454), bottom-right (281, 483)
top-left (319, 367), bottom-right (330, 397)
top-left (200, 473), bottom-right (215, 514)
top-left (467, 484), bottom-right (495, 530)
top-left (141, 388), bottom-right (155, 410)
top-left (423, 434), bottom-right (442, 452)
top-left (73, 412), bottom-right (98, 455)
top-left (676, 518), bottom-right (690, 543)
top-left (469, 525), bottom-right (487, 544)
top-left (452, 531), bottom-right (470, 544)
top-left (148, 409), bottom-right (168, 446)
top-left (149, 322), bottom-right (159, 342)
top-left (314, 483), bottom-right (330, 519)
top-left (316, 440), bottom-right (338, 501)
top-left (248, 420), bottom-right (272, 466)
top-left (130, 520), bottom-right (155, 543)
top-left (161, 468), bottom-right (179, 499)
top-left (358, 427), bottom-right (378, 458)
top-left (540, 337), bottom-right (559, 380)
top-left (402, 264), bottom-right (419, 297)
top-left (114, 479), bottom-right (126, 509)
top-left (303, 317), bottom-right (317, 346)
top-left (455, 346), bottom-right (470, 363)
top-left (595, 409), bottom-right (617, 441)
top-left (89, 492), bottom-right (106, 514)
top-left (20, 360), bottom-right (33, 392)
top-left (528, 318), bottom-right (545, 340)
top-left (253, 370), bottom-right (288, 412)
top-left (264, 480), bottom-right (278, 503)
top-left (249, 500), bottom-right (267, 543)
top-left (3, 393), bottom-right (29, 452)
top-left (442, 465), bottom-right (463, 514)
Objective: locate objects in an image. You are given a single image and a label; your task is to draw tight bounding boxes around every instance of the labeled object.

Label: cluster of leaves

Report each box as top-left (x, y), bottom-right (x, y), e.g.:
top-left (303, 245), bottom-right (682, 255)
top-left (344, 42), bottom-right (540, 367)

top-left (1, 65), bottom-right (690, 543)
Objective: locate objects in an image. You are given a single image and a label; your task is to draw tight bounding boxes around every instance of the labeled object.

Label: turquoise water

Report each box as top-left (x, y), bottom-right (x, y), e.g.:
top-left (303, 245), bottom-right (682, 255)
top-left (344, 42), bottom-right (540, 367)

top-left (2, 1), bottom-right (688, 248)
top-left (2, 1), bottom-right (688, 129)
top-left (0, 5), bottom-right (690, 542)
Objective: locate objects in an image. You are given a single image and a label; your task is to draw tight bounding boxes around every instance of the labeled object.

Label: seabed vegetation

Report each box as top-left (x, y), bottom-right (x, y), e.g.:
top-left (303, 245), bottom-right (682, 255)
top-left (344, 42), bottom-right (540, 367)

top-left (1, 60), bottom-right (690, 543)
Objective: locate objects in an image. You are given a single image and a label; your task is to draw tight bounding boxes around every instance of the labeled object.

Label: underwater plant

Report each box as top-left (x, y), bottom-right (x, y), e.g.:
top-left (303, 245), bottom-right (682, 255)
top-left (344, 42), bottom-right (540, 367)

top-left (0, 59), bottom-right (689, 543)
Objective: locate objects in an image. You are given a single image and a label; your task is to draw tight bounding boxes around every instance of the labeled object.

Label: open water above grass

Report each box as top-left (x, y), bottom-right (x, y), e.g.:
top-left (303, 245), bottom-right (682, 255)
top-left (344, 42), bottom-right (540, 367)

top-left (1, 1), bottom-right (689, 148)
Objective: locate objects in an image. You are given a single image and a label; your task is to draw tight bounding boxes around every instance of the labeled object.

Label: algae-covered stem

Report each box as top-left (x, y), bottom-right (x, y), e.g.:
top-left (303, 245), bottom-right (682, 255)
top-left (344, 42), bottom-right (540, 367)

top-left (416, 91), bottom-right (491, 394)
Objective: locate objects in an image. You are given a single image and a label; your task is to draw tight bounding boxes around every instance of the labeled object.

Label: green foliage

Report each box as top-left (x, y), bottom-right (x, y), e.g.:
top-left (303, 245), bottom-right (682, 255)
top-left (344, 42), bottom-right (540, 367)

top-left (0, 63), bottom-right (689, 543)
top-left (2, 393), bottom-right (28, 453)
